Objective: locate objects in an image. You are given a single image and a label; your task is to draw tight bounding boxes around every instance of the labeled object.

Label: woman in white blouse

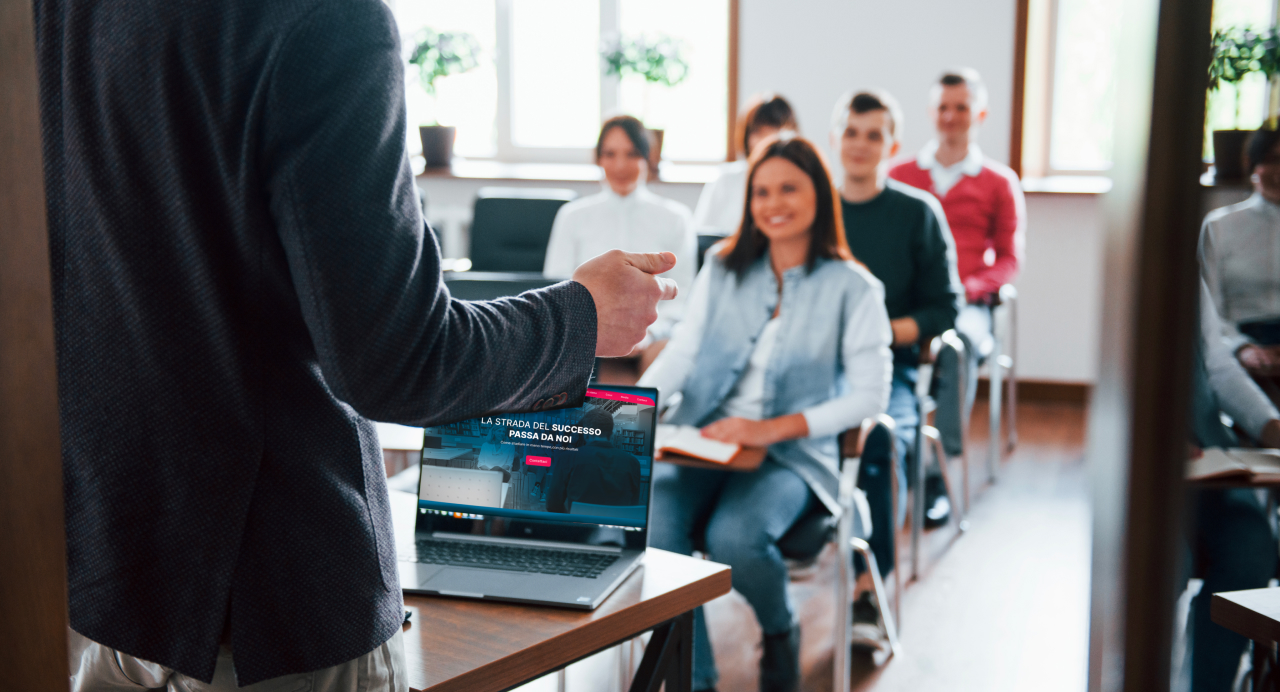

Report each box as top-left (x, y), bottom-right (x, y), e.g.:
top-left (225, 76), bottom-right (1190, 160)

top-left (543, 115), bottom-right (696, 354)
top-left (639, 135), bottom-right (892, 692)
top-left (692, 94), bottom-right (800, 236)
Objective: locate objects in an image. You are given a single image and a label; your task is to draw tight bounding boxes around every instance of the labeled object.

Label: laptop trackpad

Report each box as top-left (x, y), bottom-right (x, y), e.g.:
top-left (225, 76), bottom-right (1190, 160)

top-left (425, 567), bottom-right (552, 597)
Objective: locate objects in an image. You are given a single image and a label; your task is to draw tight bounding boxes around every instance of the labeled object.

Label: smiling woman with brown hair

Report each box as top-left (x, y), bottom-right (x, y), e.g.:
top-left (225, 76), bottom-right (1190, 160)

top-left (639, 134), bottom-right (892, 692)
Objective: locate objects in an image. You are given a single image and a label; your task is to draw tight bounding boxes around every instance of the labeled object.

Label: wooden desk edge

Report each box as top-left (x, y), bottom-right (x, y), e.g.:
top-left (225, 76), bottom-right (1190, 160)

top-left (1211, 591), bottom-right (1280, 643)
top-left (409, 562), bottom-right (731, 692)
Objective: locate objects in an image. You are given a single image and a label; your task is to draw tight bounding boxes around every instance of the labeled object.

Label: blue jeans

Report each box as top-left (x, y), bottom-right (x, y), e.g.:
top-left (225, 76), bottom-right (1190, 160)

top-left (1189, 488), bottom-right (1277, 692)
top-left (649, 459), bottom-right (814, 690)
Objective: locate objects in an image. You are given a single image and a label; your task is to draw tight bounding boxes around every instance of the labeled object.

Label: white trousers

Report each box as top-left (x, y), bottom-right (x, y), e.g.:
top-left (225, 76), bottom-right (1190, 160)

top-left (68, 628), bottom-right (409, 692)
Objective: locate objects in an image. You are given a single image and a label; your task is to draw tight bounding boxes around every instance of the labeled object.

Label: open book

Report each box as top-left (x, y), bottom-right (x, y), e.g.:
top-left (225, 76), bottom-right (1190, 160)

top-left (1186, 447), bottom-right (1280, 483)
top-left (656, 424), bottom-right (740, 464)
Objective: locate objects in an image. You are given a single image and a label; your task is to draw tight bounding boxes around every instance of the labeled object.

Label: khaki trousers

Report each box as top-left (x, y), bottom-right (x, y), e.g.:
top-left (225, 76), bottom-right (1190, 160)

top-left (68, 628), bottom-right (408, 692)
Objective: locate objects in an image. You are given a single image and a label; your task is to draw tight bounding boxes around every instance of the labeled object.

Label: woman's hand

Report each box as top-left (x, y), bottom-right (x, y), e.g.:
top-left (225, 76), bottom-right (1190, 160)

top-left (699, 413), bottom-right (809, 448)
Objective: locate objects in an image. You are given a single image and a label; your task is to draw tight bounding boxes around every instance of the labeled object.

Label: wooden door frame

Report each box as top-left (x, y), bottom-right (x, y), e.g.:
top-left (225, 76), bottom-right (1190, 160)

top-left (1085, 0), bottom-right (1213, 686)
top-left (0, 0), bottom-right (69, 687)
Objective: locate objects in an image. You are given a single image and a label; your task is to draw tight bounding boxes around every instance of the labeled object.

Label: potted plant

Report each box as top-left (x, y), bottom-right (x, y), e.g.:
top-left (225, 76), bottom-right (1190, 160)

top-left (601, 34), bottom-right (690, 178)
top-left (1208, 27), bottom-right (1266, 181)
top-left (408, 28), bottom-right (482, 168)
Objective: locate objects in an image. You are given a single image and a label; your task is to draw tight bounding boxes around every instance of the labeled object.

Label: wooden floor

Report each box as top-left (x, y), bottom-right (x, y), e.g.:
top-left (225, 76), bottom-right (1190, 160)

top-left (701, 398), bottom-right (1091, 692)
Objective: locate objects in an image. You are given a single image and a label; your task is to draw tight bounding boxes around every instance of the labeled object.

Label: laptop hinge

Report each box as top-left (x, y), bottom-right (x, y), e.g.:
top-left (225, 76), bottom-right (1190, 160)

top-left (429, 532), bottom-right (624, 554)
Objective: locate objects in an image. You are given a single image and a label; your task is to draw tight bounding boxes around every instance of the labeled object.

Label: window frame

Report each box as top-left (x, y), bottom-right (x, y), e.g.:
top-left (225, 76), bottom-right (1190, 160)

top-left (401, 0), bottom-right (738, 165)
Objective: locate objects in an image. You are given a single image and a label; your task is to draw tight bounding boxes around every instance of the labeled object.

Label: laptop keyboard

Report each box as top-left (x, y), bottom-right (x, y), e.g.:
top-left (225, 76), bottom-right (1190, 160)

top-left (414, 538), bottom-right (619, 579)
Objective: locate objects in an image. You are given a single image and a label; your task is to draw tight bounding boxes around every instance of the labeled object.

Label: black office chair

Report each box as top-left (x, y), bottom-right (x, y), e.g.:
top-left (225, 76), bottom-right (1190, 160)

top-left (469, 187), bottom-right (577, 272)
top-left (695, 233), bottom-right (723, 272)
top-left (443, 271), bottom-right (558, 301)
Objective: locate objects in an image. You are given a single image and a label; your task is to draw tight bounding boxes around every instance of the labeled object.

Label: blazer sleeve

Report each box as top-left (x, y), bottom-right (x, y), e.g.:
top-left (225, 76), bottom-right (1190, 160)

top-left (259, 0), bottom-right (596, 426)
top-left (907, 195), bottom-right (963, 338)
top-left (963, 169), bottom-right (1027, 301)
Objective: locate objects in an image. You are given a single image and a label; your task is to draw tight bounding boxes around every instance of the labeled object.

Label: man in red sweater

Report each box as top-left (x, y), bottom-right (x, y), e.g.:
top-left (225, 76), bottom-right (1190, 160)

top-left (890, 68), bottom-right (1026, 463)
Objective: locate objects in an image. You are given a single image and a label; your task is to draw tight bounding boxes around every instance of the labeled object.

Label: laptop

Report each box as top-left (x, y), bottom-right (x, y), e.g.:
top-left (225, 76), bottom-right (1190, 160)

top-left (399, 385), bottom-right (658, 609)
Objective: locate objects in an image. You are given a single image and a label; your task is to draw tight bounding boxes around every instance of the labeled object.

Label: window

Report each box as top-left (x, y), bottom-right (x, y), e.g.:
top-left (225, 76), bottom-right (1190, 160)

top-left (389, 0), bottom-right (732, 164)
top-left (1021, 0), bottom-right (1277, 176)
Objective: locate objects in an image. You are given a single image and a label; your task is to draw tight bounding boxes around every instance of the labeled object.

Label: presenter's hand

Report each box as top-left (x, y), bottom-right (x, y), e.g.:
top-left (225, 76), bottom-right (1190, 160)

top-left (573, 250), bottom-right (679, 357)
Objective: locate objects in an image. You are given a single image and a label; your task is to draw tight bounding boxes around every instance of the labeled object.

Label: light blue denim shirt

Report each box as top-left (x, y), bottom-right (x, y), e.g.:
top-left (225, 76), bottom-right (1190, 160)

top-left (640, 249), bottom-right (893, 514)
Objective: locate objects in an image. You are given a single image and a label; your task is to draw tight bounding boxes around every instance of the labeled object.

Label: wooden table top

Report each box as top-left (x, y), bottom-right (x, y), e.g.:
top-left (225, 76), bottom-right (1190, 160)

top-left (1212, 588), bottom-right (1280, 643)
top-left (655, 446), bottom-right (767, 473)
top-left (387, 491), bottom-right (732, 692)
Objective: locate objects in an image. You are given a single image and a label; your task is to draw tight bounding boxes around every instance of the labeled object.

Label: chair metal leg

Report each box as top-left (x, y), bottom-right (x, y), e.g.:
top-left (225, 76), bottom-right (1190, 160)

top-left (987, 314), bottom-right (1003, 485)
top-left (923, 426), bottom-right (966, 531)
top-left (851, 537), bottom-right (901, 659)
top-left (1004, 288), bottom-right (1019, 452)
top-left (887, 443), bottom-right (902, 629)
top-left (911, 414), bottom-right (921, 583)
top-left (835, 467), bottom-right (854, 692)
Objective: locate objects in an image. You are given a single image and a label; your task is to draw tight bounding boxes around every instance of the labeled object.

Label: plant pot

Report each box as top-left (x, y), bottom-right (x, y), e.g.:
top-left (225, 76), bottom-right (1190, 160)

top-left (419, 125), bottom-right (456, 169)
top-left (645, 128), bottom-right (664, 181)
top-left (1213, 129), bottom-right (1252, 183)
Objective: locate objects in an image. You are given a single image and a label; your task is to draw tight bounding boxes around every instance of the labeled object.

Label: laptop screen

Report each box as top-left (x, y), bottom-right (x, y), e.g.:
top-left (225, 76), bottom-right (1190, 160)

top-left (416, 386), bottom-right (657, 531)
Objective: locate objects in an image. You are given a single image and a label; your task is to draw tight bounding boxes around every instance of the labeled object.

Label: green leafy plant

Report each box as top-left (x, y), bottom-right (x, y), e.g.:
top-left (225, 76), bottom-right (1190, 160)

top-left (601, 34), bottom-right (690, 87)
top-left (1209, 27), bottom-right (1269, 128)
top-left (408, 28), bottom-right (482, 125)
top-left (601, 34), bottom-right (689, 125)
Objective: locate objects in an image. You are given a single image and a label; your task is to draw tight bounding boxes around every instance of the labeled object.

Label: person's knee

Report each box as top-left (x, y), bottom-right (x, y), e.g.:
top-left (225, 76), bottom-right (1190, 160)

top-left (705, 519), bottom-right (774, 569)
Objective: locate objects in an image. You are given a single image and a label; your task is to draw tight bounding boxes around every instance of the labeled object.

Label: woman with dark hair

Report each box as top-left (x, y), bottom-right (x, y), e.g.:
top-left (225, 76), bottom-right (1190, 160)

top-left (544, 115), bottom-right (696, 347)
top-left (692, 94), bottom-right (800, 236)
top-left (639, 135), bottom-right (892, 692)
top-left (1201, 128), bottom-right (1280, 388)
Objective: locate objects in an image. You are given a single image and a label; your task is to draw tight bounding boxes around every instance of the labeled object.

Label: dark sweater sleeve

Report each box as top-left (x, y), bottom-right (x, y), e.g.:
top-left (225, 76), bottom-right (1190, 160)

top-left (260, 0), bottom-right (595, 425)
top-left (908, 196), bottom-right (964, 338)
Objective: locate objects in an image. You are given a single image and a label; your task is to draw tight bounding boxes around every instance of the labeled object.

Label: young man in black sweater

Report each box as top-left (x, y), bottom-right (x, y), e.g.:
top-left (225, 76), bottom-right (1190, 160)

top-left (831, 90), bottom-right (963, 586)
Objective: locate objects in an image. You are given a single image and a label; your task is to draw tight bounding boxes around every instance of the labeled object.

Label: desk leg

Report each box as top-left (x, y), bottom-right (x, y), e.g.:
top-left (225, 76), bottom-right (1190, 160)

top-left (629, 611), bottom-right (694, 692)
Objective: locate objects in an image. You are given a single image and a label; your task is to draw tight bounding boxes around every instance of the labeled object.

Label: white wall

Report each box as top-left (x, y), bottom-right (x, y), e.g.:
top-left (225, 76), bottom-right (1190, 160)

top-left (738, 0), bottom-right (1015, 165)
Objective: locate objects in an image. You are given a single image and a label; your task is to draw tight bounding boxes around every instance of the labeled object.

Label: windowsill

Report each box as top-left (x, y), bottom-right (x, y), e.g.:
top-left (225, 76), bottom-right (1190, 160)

top-left (413, 157), bottom-right (723, 185)
top-left (1199, 169), bottom-right (1253, 189)
top-left (1019, 176), bottom-right (1112, 195)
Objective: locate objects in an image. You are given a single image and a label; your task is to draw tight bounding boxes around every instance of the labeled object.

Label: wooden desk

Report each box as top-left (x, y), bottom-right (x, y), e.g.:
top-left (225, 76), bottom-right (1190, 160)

top-left (655, 447), bottom-right (767, 473)
top-left (1212, 588), bottom-right (1280, 690)
top-left (389, 492), bottom-right (732, 692)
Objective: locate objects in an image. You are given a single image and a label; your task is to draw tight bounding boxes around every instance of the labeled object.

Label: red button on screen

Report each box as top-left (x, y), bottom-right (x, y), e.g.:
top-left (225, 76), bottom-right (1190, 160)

top-left (526, 455), bottom-right (551, 467)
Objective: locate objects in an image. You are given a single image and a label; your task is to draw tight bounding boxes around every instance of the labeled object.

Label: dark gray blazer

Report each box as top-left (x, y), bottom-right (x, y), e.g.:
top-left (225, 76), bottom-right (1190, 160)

top-left (35, 0), bottom-right (597, 684)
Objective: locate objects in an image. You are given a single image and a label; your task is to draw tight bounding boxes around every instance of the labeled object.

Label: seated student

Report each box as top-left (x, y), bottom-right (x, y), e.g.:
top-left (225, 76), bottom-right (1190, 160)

top-left (1186, 281), bottom-right (1280, 691)
top-left (1200, 128), bottom-right (1280, 392)
top-left (832, 89), bottom-right (963, 571)
top-left (544, 115), bottom-right (697, 354)
top-left (545, 410), bottom-right (642, 513)
top-left (639, 135), bottom-right (893, 692)
top-left (889, 68), bottom-right (1026, 465)
top-left (693, 94), bottom-right (800, 236)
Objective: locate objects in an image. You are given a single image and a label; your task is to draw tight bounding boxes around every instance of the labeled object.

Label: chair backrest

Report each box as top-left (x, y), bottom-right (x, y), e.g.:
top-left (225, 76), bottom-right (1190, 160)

top-left (696, 234), bottom-right (723, 272)
top-left (568, 502), bottom-right (647, 523)
top-left (469, 187), bottom-right (577, 272)
top-left (777, 418), bottom-right (894, 561)
top-left (444, 271), bottom-right (558, 301)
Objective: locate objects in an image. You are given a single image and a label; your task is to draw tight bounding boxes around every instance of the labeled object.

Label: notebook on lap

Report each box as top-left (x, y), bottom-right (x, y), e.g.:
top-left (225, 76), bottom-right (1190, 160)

top-left (399, 386), bottom-right (658, 610)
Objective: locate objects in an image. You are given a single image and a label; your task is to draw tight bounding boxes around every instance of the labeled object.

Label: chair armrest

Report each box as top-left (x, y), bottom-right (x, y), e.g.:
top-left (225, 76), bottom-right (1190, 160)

top-left (917, 333), bottom-right (943, 366)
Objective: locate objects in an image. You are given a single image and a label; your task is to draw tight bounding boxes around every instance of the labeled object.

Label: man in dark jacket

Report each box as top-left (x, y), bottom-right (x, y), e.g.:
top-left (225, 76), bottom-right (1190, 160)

top-left (546, 411), bottom-right (643, 514)
top-left (36, 0), bottom-right (678, 688)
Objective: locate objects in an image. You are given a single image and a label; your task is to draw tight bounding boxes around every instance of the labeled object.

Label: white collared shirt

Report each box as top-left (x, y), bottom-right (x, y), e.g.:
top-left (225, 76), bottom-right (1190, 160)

top-left (917, 139), bottom-right (984, 198)
top-left (543, 184), bottom-right (697, 340)
top-left (1200, 192), bottom-right (1280, 351)
top-left (692, 160), bottom-right (748, 236)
